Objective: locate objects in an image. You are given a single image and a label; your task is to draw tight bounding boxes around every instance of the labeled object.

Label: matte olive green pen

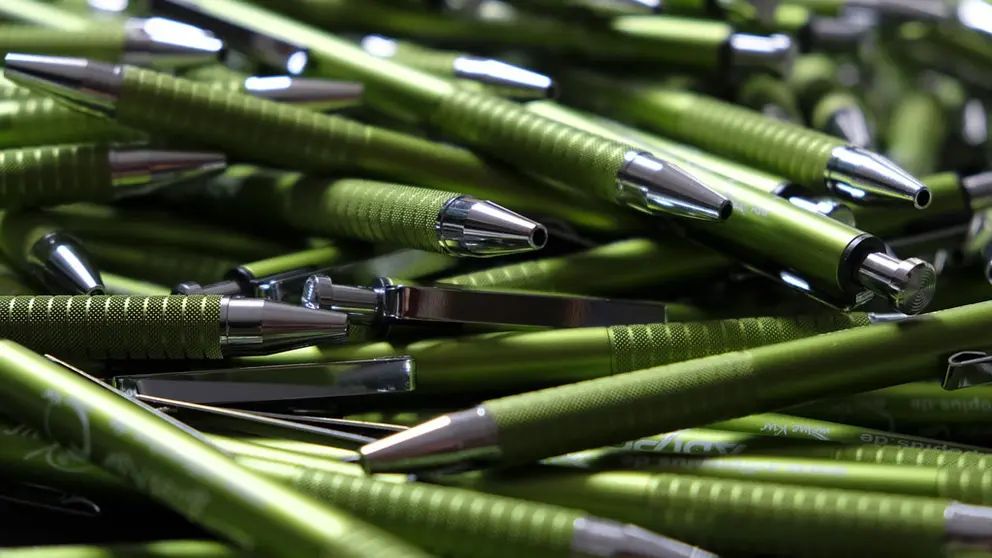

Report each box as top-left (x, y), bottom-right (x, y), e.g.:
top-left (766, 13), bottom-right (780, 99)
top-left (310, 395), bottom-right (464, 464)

top-left (360, 300), bottom-right (992, 473)
top-left (182, 64), bottom-right (364, 112)
top-left (0, 210), bottom-right (104, 295)
top-left (0, 97), bottom-right (143, 149)
top-left (0, 343), bottom-right (432, 558)
top-left (138, 0), bottom-right (732, 222)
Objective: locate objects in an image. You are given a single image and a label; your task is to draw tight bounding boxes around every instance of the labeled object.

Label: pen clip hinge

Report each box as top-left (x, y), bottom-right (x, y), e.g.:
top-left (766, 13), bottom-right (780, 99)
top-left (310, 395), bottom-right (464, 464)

top-left (943, 351), bottom-right (992, 390)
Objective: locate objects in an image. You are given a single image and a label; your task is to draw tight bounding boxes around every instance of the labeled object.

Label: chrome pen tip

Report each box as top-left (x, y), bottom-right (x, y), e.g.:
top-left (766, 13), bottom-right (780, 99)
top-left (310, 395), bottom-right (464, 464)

top-left (122, 17), bottom-right (225, 69)
top-left (437, 196), bottom-right (547, 257)
top-left (573, 518), bottom-right (719, 558)
top-left (826, 146), bottom-right (931, 208)
top-left (241, 76), bottom-right (364, 111)
top-left (453, 57), bottom-right (557, 100)
top-left (109, 148), bottom-right (227, 194)
top-left (29, 232), bottom-right (104, 295)
top-left (728, 33), bottom-right (795, 77)
top-left (816, 100), bottom-right (875, 149)
top-left (856, 252), bottom-right (936, 314)
top-left (3, 53), bottom-right (122, 117)
top-left (617, 152), bottom-right (733, 222)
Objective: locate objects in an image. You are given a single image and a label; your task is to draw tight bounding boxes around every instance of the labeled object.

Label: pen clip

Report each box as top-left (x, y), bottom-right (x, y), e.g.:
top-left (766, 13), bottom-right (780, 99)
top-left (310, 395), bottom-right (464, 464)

top-left (111, 357), bottom-right (415, 408)
top-left (943, 351), bottom-right (992, 390)
top-left (0, 481), bottom-right (102, 518)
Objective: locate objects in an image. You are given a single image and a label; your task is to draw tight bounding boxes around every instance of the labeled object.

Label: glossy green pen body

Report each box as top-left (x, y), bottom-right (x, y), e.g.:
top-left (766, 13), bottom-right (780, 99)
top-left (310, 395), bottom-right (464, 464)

top-left (559, 69), bottom-right (929, 208)
top-left (450, 467), bottom-right (992, 558)
top-left (0, 97), bottom-right (143, 149)
top-left (885, 90), bottom-right (946, 178)
top-left (0, 541), bottom-right (247, 558)
top-left (359, 300), bottom-right (992, 473)
top-left (793, 382), bottom-right (992, 425)
top-left (0, 342), bottom-right (431, 558)
top-left (134, 0), bottom-right (731, 222)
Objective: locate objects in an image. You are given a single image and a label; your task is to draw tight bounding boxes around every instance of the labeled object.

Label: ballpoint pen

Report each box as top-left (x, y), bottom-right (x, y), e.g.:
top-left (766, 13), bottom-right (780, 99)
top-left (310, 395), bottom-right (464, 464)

top-left (241, 312), bottom-right (886, 396)
top-left (793, 381), bottom-right (992, 425)
top-left (83, 241), bottom-right (237, 287)
top-left (527, 100), bottom-right (935, 312)
top-left (0, 18), bottom-right (223, 68)
top-left (0, 0), bottom-right (93, 29)
top-left (0, 295), bottom-right (348, 358)
top-left (0, 97), bottom-right (144, 149)
top-left (359, 299), bottom-right (992, 474)
top-left (0, 541), bottom-right (246, 558)
top-left (884, 21), bottom-right (992, 94)
top-left (142, 0), bottom-right (732, 222)
top-left (448, 467), bottom-right (992, 558)
top-left (0, 211), bottom-right (104, 295)
top-left (182, 64), bottom-right (365, 112)
top-left (0, 143), bottom-right (224, 210)
top-left (789, 54), bottom-right (874, 146)
top-left (558, 69), bottom-right (930, 208)
top-left (358, 34), bottom-right (555, 99)
top-left (885, 89), bottom-right (946, 178)
top-left (735, 74), bottom-right (804, 123)
top-left (102, 273), bottom-right (171, 296)
top-left (0, 343), bottom-right (432, 558)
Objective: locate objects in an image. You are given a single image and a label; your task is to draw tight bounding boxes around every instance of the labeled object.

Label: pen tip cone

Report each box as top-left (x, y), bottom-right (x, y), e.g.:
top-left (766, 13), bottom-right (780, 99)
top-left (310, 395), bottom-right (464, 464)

top-left (29, 232), bottom-right (104, 295)
top-left (123, 18), bottom-right (225, 68)
top-left (454, 58), bottom-right (557, 100)
top-left (3, 53), bottom-right (120, 116)
top-left (827, 146), bottom-right (930, 208)
top-left (257, 299), bottom-right (350, 350)
top-left (111, 148), bottom-right (227, 191)
top-left (438, 197), bottom-right (547, 257)
top-left (624, 155), bottom-right (734, 222)
top-left (242, 76), bottom-right (364, 111)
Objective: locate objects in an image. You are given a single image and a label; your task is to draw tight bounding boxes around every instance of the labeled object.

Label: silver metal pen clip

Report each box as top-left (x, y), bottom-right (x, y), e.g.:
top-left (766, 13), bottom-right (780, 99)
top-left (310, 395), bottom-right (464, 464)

top-left (943, 351), bottom-right (992, 390)
top-left (302, 274), bottom-right (668, 331)
top-left (112, 357), bottom-right (415, 408)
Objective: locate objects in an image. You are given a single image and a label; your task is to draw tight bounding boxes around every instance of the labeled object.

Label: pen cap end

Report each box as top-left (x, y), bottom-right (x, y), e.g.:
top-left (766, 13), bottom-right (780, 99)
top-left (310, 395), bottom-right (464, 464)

top-left (437, 197), bottom-right (547, 257)
top-left (3, 54), bottom-right (122, 117)
top-left (856, 253), bottom-right (936, 314)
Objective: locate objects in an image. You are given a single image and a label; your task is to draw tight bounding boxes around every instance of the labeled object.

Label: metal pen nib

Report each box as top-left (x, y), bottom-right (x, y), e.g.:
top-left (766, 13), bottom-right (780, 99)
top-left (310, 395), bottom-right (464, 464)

top-left (109, 147), bottom-right (227, 198)
top-left (820, 105), bottom-right (874, 148)
top-left (27, 231), bottom-right (104, 295)
top-left (616, 152), bottom-right (733, 221)
top-left (728, 33), bottom-right (795, 77)
top-left (571, 518), bottom-right (719, 558)
top-left (3, 54), bottom-right (123, 117)
top-left (825, 146), bottom-right (931, 208)
top-left (451, 57), bottom-right (556, 100)
top-left (855, 252), bottom-right (936, 314)
top-left (437, 196), bottom-right (547, 257)
top-left (122, 17), bottom-right (225, 68)
top-left (219, 298), bottom-right (350, 355)
top-left (241, 76), bottom-right (363, 111)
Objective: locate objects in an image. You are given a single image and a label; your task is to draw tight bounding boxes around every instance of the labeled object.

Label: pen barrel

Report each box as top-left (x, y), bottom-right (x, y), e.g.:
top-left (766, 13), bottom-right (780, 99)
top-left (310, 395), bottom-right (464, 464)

top-left (0, 97), bottom-right (144, 149)
top-left (0, 295), bottom-right (223, 358)
top-left (84, 241), bottom-right (237, 286)
top-left (387, 42), bottom-right (460, 78)
top-left (117, 68), bottom-right (371, 174)
top-left (821, 443), bottom-right (992, 469)
top-left (429, 89), bottom-right (632, 202)
top-left (737, 75), bottom-right (804, 122)
top-left (0, 144), bottom-right (114, 210)
top-left (0, 26), bottom-right (127, 60)
top-left (238, 245), bottom-right (347, 281)
top-left (884, 91), bottom-right (945, 178)
top-left (608, 16), bottom-right (731, 69)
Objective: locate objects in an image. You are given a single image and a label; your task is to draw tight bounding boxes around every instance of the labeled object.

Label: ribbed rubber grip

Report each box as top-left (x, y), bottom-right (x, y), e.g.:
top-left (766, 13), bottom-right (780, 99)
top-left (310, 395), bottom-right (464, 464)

top-left (85, 241), bottom-right (236, 286)
top-left (486, 351), bottom-right (758, 462)
top-left (608, 313), bottom-right (872, 373)
top-left (650, 90), bottom-right (841, 188)
top-left (117, 68), bottom-right (370, 174)
top-left (0, 295), bottom-right (223, 358)
top-left (0, 26), bottom-right (126, 60)
top-left (826, 443), bottom-right (992, 469)
top-left (935, 466), bottom-right (992, 505)
top-left (290, 179), bottom-right (456, 253)
top-left (0, 97), bottom-right (144, 149)
top-left (291, 468), bottom-right (577, 558)
top-left (0, 144), bottom-right (112, 209)
top-left (390, 43), bottom-right (460, 77)
top-left (429, 89), bottom-right (633, 200)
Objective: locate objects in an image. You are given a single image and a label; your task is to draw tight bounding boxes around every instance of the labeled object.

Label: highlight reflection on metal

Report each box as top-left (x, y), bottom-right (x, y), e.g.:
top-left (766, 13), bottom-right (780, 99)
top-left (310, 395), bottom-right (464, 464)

top-left (113, 358), bottom-right (414, 406)
top-left (943, 351), bottom-right (992, 390)
top-left (28, 232), bottom-right (104, 295)
top-left (303, 274), bottom-right (668, 330)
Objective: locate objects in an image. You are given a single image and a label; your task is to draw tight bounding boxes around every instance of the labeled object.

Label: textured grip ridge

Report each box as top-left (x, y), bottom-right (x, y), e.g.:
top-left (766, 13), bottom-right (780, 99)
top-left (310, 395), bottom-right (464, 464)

top-left (829, 444), bottom-right (992, 469)
top-left (290, 178), bottom-right (456, 253)
top-left (936, 466), bottom-right (992, 505)
top-left (0, 27), bottom-right (125, 60)
top-left (442, 258), bottom-right (567, 291)
top-left (642, 473), bottom-right (948, 557)
top-left (293, 468), bottom-right (577, 558)
top-left (0, 144), bottom-right (112, 209)
top-left (0, 97), bottom-right (144, 149)
top-left (429, 89), bottom-right (632, 200)
top-left (117, 68), bottom-right (371, 174)
top-left (0, 295), bottom-right (222, 358)
top-left (608, 313), bottom-right (871, 373)
top-left (666, 92), bottom-right (841, 188)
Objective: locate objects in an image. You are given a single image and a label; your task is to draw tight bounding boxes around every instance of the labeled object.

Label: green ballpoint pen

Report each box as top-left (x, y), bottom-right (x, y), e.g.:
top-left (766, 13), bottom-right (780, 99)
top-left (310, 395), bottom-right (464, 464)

top-left (0, 0), bottom-right (92, 29)
top-left (242, 312), bottom-right (881, 397)
top-left (527, 100), bottom-right (934, 312)
top-left (0, 97), bottom-right (144, 149)
top-left (885, 90), bottom-right (947, 178)
top-left (0, 143), bottom-right (224, 210)
top-left (140, 0), bottom-right (732, 222)
top-left (0, 343), bottom-right (432, 558)
top-left (0, 211), bottom-right (104, 295)
top-left (0, 541), bottom-right (247, 558)
top-left (789, 54), bottom-right (874, 146)
top-left (182, 64), bottom-right (365, 112)
top-left (448, 466), bottom-right (992, 558)
top-left (793, 382), bottom-right (992, 425)
top-left (357, 34), bottom-right (555, 100)
top-left (558, 69), bottom-right (930, 208)
top-left (0, 295), bottom-right (348, 358)
top-left (359, 299), bottom-right (992, 474)
top-left (735, 74), bottom-right (804, 123)
top-left (83, 241), bottom-right (238, 287)
top-left (102, 273), bottom-right (171, 296)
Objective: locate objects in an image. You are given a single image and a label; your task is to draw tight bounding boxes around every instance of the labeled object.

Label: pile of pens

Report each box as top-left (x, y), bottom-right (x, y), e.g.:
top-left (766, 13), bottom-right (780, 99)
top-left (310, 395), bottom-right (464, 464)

top-left (0, 0), bottom-right (991, 556)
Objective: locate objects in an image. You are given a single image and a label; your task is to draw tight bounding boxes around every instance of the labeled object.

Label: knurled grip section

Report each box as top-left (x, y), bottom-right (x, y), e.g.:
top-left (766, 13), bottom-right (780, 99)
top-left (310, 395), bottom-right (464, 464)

top-left (429, 89), bottom-right (633, 200)
top-left (442, 258), bottom-right (567, 291)
top-left (827, 444), bottom-right (992, 469)
top-left (661, 91), bottom-right (842, 188)
top-left (117, 68), bottom-right (370, 175)
top-left (936, 466), bottom-right (992, 505)
top-left (642, 473), bottom-right (949, 557)
top-left (290, 179), bottom-right (456, 253)
top-left (390, 44), bottom-right (460, 78)
top-left (608, 313), bottom-right (872, 373)
top-left (486, 352), bottom-right (759, 462)
top-left (85, 241), bottom-right (236, 286)
top-left (0, 27), bottom-right (125, 60)
top-left (0, 98), bottom-right (144, 149)
top-left (293, 469), bottom-right (577, 558)
top-left (0, 144), bottom-right (112, 209)
top-left (0, 295), bottom-right (222, 358)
